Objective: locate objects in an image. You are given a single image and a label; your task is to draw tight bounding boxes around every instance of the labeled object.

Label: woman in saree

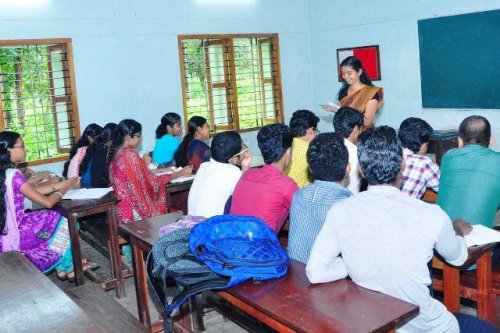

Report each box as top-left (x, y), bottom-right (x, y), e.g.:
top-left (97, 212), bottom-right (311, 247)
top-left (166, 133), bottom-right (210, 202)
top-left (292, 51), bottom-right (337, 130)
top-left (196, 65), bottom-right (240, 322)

top-left (0, 131), bottom-right (95, 281)
top-left (173, 116), bottom-right (211, 173)
top-left (337, 56), bottom-right (384, 129)
top-left (108, 119), bottom-right (192, 224)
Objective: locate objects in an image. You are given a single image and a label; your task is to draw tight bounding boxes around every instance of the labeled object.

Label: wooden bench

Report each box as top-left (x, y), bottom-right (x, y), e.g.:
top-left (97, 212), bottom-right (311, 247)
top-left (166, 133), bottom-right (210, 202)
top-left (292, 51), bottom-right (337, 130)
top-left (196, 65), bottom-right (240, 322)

top-left (431, 243), bottom-right (498, 324)
top-left (432, 264), bottom-right (500, 301)
top-left (66, 283), bottom-right (147, 333)
top-left (0, 251), bottom-right (106, 332)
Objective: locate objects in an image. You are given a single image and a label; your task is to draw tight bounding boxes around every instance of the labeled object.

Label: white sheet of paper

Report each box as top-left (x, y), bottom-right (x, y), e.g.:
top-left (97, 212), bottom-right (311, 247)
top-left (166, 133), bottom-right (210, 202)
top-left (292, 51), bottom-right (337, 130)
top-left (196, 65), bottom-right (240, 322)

top-left (320, 102), bottom-right (340, 113)
top-left (464, 225), bottom-right (500, 247)
top-left (170, 175), bottom-right (195, 184)
top-left (62, 187), bottom-right (113, 200)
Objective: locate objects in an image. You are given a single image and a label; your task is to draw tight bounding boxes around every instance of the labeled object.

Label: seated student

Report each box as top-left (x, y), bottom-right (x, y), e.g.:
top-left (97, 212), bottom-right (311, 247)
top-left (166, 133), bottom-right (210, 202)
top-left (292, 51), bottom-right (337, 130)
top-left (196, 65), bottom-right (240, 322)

top-left (0, 131), bottom-right (97, 282)
top-left (231, 124), bottom-right (298, 232)
top-left (63, 123), bottom-right (102, 178)
top-left (79, 123), bottom-right (117, 188)
top-left (284, 109), bottom-right (319, 188)
top-left (288, 133), bottom-right (351, 263)
top-left (174, 116), bottom-right (211, 173)
top-left (109, 119), bottom-right (191, 224)
top-left (152, 112), bottom-right (182, 167)
top-left (188, 131), bottom-right (252, 218)
top-left (306, 126), bottom-right (496, 333)
top-left (398, 117), bottom-right (440, 199)
top-left (333, 107), bottom-right (363, 193)
top-left (438, 115), bottom-right (500, 229)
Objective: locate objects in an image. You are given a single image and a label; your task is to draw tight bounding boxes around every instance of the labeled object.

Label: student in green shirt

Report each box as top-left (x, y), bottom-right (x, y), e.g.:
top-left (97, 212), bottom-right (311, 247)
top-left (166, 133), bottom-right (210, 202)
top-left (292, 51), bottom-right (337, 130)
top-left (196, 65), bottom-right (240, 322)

top-left (438, 116), bottom-right (500, 229)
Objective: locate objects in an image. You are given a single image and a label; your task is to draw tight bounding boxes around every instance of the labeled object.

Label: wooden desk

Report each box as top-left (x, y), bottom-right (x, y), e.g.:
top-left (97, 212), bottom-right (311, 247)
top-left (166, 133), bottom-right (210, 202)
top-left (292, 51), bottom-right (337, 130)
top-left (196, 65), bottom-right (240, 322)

top-left (67, 283), bottom-right (148, 333)
top-left (0, 251), bottom-right (106, 332)
top-left (57, 192), bottom-right (125, 298)
top-left (119, 212), bottom-right (183, 331)
top-left (218, 260), bottom-right (419, 333)
top-left (436, 243), bottom-right (497, 323)
top-left (166, 179), bottom-right (193, 213)
top-left (428, 130), bottom-right (458, 165)
top-left (120, 214), bottom-right (420, 333)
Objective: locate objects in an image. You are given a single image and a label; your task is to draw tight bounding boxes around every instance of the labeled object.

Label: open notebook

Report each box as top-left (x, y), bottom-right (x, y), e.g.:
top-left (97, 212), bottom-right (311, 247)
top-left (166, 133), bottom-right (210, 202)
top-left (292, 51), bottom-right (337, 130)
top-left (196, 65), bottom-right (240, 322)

top-left (464, 224), bottom-right (500, 247)
top-left (62, 187), bottom-right (113, 200)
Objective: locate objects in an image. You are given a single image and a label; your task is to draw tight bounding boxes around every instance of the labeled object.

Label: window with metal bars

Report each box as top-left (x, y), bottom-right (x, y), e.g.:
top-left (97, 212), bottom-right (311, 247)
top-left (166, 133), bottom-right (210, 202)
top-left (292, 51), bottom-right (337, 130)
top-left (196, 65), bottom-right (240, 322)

top-left (0, 39), bottom-right (80, 165)
top-left (178, 34), bottom-right (283, 133)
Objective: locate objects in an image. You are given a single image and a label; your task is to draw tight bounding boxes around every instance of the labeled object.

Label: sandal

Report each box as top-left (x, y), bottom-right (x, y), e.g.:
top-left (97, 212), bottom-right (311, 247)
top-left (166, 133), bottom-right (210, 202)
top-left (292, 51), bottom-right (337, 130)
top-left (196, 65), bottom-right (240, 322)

top-left (56, 270), bottom-right (67, 281)
top-left (67, 270), bottom-right (75, 283)
top-left (82, 257), bottom-right (100, 271)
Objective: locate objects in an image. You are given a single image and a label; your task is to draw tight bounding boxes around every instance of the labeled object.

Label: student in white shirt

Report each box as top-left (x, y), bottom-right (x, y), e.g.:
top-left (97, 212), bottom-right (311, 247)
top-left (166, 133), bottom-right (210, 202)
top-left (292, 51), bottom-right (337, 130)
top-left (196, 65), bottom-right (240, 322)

top-left (306, 126), bottom-right (496, 333)
top-left (188, 131), bottom-right (252, 218)
top-left (333, 107), bottom-right (363, 193)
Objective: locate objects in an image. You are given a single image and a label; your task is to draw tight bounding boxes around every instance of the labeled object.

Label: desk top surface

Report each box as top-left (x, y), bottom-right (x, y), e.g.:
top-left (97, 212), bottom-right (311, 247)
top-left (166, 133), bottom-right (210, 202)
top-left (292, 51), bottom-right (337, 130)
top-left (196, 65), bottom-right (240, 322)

top-left (223, 260), bottom-right (419, 333)
top-left (119, 215), bottom-right (419, 332)
top-left (119, 212), bottom-right (183, 247)
top-left (0, 251), bottom-right (105, 333)
top-left (57, 192), bottom-right (119, 212)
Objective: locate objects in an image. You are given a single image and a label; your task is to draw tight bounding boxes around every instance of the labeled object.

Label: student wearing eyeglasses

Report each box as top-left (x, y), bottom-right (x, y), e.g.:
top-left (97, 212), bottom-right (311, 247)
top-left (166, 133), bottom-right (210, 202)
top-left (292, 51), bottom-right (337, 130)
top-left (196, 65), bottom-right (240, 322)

top-left (188, 131), bottom-right (252, 218)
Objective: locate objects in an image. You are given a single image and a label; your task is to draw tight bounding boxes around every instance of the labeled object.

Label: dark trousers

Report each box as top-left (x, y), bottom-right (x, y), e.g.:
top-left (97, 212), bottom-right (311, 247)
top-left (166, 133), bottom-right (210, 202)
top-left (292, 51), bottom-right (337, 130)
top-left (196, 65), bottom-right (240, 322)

top-left (454, 313), bottom-right (498, 333)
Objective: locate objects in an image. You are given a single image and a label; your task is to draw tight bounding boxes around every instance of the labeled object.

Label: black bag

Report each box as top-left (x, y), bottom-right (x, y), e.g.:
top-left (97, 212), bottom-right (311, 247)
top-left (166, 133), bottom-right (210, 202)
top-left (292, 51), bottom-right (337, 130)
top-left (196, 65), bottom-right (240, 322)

top-left (146, 228), bottom-right (229, 332)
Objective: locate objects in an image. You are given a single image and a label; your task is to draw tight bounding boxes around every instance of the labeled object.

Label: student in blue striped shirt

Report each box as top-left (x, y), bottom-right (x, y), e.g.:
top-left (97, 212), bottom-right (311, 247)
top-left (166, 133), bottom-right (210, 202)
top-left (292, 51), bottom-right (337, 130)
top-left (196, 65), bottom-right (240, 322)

top-left (287, 133), bottom-right (352, 264)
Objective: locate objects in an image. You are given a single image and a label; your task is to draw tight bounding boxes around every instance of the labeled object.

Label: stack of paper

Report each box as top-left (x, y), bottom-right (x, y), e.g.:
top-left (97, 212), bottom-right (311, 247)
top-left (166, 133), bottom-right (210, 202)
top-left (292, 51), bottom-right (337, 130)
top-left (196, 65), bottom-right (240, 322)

top-left (320, 102), bottom-right (340, 113)
top-left (62, 187), bottom-right (113, 200)
top-left (464, 225), bottom-right (500, 247)
top-left (170, 175), bottom-right (195, 184)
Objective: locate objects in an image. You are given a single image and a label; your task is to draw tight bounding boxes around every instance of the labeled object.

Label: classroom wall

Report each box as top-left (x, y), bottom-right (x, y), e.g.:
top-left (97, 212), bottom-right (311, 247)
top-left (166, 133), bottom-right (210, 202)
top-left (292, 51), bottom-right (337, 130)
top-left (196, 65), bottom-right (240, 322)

top-left (307, 0), bottom-right (500, 150)
top-left (0, 0), bottom-right (313, 173)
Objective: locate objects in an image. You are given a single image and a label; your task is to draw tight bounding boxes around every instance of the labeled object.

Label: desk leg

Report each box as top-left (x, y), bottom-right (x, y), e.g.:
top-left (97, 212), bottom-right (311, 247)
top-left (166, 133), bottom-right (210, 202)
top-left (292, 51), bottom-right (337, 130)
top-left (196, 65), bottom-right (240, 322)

top-left (107, 205), bottom-right (125, 298)
top-left (68, 213), bottom-right (84, 286)
top-left (476, 251), bottom-right (496, 323)
top-left (443, 265), bottom-right (460, 313)
top-left (131, 238), bottom-right (151, 329)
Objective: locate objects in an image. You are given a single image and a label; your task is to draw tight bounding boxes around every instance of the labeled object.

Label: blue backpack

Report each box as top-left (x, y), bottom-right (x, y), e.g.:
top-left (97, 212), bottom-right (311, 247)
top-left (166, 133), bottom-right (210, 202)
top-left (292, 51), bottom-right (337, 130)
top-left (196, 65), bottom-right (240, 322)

top-left (189, 215), bottom-right (290, 287)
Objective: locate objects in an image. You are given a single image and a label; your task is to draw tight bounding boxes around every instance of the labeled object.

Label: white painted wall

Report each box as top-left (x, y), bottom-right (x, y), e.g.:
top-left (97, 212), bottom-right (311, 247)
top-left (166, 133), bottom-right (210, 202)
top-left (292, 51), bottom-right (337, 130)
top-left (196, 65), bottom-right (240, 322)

top-left (0, 0), bottom-right (313, 173)
top-left (2, 0), bottom-right (499, 174)
top-left (307, 0), bottom-right (500, 150)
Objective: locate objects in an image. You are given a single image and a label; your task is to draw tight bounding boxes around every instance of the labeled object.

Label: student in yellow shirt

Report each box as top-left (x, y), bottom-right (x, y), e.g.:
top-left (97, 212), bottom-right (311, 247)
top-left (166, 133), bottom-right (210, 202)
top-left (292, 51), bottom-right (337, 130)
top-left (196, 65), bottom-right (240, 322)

top-left (285, 109), bottom-right (319, 187)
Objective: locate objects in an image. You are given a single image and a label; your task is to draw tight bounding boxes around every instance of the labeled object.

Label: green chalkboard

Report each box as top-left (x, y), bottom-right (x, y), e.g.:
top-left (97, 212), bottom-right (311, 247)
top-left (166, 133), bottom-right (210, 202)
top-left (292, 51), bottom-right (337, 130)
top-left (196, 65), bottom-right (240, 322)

top-left (418, 10), bottom-right (500, 109)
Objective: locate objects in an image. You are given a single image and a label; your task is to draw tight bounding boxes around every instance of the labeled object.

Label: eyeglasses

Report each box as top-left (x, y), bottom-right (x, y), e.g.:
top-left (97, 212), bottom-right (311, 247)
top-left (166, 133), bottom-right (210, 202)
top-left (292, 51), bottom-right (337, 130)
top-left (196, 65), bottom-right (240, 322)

top-left (231, 144), bottom-right (248, 159)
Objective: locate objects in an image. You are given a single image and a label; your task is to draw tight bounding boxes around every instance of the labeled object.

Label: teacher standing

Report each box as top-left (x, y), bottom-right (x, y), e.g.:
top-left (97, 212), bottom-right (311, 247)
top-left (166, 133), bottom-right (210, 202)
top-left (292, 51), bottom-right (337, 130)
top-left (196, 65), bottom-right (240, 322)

top-left (338, 56), bottom-right (384, 129)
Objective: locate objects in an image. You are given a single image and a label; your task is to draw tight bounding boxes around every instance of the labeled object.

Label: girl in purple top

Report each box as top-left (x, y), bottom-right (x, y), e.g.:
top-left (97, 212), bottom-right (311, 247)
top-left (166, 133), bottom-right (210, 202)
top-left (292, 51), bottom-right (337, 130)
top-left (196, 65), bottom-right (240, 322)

top-left (0, 131), bottom-right (92, 281)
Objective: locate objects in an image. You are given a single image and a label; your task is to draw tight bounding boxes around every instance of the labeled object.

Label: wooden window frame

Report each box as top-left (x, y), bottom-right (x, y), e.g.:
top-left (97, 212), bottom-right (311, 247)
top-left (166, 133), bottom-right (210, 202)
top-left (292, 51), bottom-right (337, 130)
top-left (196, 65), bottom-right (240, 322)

top-left (0, 38), bottom-right (81, 166)
top-left (178, 33), bottom-right (284, 134)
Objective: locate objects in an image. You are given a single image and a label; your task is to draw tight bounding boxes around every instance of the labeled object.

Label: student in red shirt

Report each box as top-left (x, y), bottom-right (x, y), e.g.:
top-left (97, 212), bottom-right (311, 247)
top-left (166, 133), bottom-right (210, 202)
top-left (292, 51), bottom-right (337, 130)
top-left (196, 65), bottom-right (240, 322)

top-left (230, 124), bottom-right (299, 232)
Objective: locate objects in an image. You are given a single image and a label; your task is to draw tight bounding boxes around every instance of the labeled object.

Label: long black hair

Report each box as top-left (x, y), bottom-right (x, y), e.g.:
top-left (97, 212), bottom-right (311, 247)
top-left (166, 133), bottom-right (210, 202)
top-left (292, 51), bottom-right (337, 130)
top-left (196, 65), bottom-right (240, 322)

top-left (155, 113), bottom-right (181, 139)
top-left (62, 123), bottom-right (102, 177)
top-left (338, 56), bottom-right (373, 97)
top-left (0, 131), bottom-right (21, 234)
top-left (108, 119), bottom-right (142, 165)
top-left (79, 123), bottom-right (117, 178)
top-left (174, 116), bottom-right (207, 167)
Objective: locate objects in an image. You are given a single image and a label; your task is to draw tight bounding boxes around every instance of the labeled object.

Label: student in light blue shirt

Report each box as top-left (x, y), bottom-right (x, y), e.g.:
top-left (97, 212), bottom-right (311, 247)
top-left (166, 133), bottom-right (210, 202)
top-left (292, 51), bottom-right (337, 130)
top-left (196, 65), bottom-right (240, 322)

top-left (288, 132), bottom-right (351, 264)
top-left (152, 112), bottom-right (182, 166)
